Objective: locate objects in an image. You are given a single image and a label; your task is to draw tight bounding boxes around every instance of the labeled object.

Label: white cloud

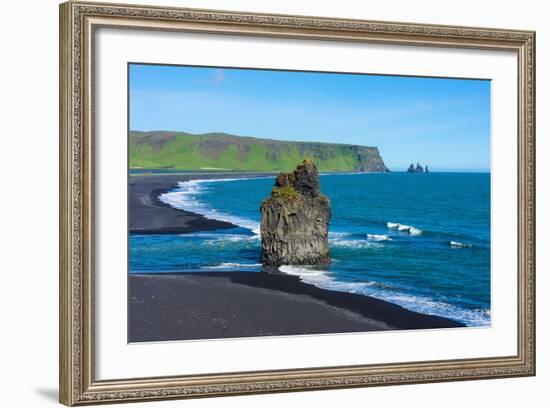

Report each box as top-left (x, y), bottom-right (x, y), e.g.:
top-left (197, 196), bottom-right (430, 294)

top-left (213, 69), bottom-right (225, 85)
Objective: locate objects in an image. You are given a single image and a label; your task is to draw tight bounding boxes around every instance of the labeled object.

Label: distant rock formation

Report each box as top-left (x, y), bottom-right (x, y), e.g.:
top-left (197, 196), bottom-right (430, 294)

top-left (407, 163), bottom-right (428, 173)
top-left (260, 160), bottom-right (331, 266)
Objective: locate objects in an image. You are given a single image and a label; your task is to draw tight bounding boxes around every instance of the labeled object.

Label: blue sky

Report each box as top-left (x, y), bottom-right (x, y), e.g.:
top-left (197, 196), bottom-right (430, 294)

top-left (129, 63), bottom-right (491, 172)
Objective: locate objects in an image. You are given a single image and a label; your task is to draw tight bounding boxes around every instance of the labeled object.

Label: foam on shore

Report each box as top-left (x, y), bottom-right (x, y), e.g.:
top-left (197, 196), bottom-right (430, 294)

top-left (279, 265), bottom-right (490, 327)
top-left (159, 179), bottom-right (262, 234)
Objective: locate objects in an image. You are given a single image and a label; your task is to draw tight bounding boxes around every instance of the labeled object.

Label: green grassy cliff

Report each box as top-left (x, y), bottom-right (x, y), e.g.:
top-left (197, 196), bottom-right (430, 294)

top-left (129, 131), bottom-right (389, 172)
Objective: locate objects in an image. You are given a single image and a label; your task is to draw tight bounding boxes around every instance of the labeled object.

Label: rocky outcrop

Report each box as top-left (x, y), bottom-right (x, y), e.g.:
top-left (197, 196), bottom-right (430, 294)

top-left (407, 163), bottom-right (427, 173)
top-left (260, 160), bottom-right (331, 266)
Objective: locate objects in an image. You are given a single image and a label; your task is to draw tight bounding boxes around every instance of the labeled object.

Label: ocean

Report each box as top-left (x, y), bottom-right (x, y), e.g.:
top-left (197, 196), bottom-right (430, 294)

top-left (129, 172), bottom-right (491, 327)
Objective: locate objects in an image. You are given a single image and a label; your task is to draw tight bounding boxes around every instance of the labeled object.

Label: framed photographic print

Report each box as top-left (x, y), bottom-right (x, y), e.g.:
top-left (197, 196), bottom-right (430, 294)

top-left (59, 1), bottom-right (536, 405)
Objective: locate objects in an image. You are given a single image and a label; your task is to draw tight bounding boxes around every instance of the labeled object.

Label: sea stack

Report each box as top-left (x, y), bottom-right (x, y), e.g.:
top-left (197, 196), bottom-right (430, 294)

top-left (260, 160), bottom-right (331, 266)
top-left (407, 163), bottom-right (427, 173)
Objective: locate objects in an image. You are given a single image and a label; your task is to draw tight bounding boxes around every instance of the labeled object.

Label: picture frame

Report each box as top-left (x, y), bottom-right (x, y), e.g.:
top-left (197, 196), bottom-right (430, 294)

top-left (59, 1), bottom-right (536, 405)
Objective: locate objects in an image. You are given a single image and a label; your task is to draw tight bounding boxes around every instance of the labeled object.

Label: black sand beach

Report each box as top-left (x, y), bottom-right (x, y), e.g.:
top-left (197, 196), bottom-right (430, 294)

top-left (129, 173), bottom-right (270, 234)
top-left (129, 173), bottom-right (464, 343)
top-left (129, 272), bottom-right (463, 342)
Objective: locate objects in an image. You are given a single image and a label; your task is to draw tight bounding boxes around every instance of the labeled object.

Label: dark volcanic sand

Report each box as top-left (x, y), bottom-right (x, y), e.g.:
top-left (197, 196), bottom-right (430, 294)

top-left (129, 272), bottom-right (464, 342)
top-left (129, 173), bottom-right (271, 234)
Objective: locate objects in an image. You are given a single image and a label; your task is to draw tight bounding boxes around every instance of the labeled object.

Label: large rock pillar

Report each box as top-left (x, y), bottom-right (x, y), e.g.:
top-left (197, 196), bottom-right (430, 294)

top-left (260, 160), bottom-right (331, 266)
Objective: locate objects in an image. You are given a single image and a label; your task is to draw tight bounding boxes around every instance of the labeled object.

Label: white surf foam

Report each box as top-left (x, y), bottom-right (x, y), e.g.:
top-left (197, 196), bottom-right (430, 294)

top-left (328, 238), bottom-right (381, 249)
top-left (329, 232), bottom-right (386, 248)
top-left (278, 265), bottom-right (490, 327)
top-left (203, 262), bottom-right (262, 270)
top-left (159, 179), bottom-right (261, 234)
top-left (409, 227), bottom-right (422, 236)
top-left (386, 221), bottom-right (423, 236)
top-left (450, 241), bottom-right (473, 248)
top-left (202, 234), bottom-right (260, 247)
top-left (328, 232), bottom-right (353, 239)
top-left (326, 232), bottom-right (382, 249)
top-left (367, 234), bottom-right (391, 241)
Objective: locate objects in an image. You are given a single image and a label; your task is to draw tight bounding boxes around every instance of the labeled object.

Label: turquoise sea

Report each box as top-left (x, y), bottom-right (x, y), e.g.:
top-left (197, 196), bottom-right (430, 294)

top-left (129, 172), bottom-right (491, 327)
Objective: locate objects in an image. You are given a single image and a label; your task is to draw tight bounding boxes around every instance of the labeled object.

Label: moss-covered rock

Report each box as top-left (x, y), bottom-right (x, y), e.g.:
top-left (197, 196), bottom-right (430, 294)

top-left (271, 185), bottom-right (300, 201)
top-left (260, 160), bottom-right (331, 266)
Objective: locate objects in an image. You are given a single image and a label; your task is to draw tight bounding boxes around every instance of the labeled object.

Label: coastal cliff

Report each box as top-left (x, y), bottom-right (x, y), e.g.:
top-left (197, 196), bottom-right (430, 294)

top-left (260, 160), bottom-right (331, 266)
top-left (130, 130), bottom-right (389, 173)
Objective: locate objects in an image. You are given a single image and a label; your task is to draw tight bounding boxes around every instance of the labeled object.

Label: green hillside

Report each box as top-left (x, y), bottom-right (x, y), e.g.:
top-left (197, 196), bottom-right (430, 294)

top-left (129, 131), bottom-right (389, 173)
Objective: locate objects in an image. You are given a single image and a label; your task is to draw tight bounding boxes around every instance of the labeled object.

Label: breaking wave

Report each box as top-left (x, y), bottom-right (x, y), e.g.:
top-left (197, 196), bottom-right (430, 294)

top-left (449, 241), bottom-right (473, 248)
top-left (203, 262), bottom-right (262, 270)
top-left (278, 265), bottom-right (490, 327)
top-left (367, 234), bottom-right (391, 241)
top-left (386, 221), bottom-right (422, 236)
top-left (159, 179), bottom-right (261, 234)
top-left (328, 232), bottom-right (382, 249)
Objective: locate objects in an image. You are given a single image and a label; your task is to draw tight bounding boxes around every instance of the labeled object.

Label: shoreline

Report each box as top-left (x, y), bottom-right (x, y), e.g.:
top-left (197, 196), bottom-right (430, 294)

top-left (129, 172), bottom-right (477, 337)
top-left (129, 172), bottom-right (271, 234)
top-left (129, 272), bottom-right (464, 342)
top-left (129, 171), bottom-right (394, 234)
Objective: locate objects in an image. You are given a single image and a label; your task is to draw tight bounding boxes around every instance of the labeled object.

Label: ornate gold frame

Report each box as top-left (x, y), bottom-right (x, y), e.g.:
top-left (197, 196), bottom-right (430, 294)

top-left (59, 1), bottom-right (536, 405)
